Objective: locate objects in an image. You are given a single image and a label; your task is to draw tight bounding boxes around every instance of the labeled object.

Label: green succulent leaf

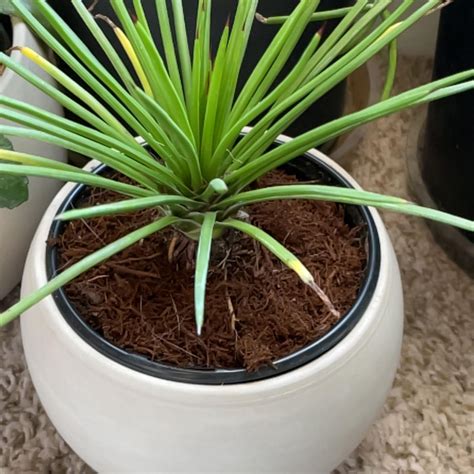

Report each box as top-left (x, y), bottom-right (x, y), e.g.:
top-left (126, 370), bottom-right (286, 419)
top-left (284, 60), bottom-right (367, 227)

top-left (0, 135), bottom-right (28, 209)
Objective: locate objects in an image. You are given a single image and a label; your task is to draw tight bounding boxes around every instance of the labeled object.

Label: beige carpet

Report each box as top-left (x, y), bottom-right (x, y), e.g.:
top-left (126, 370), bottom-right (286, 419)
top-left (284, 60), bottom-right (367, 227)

top-left (1, 57), bottom-right (473, 473)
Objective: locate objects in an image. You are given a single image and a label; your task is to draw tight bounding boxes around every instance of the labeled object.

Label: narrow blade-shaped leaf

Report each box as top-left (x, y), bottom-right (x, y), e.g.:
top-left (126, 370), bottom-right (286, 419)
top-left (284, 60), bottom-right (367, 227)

top-left (194, 212), bottom-right (217, 335)
top-left (57, 195), bottom-right (199, 221)
top-left (155, 0), bottom-right (185, 101)
top-left (0, 161), bottom-right (152, 198)
top-left (221, 219), bottom-right (339, 317)
top-left (0, 216), bottom-right (179, 327)
top-left (201, 23), bottom-right (229, 178)
top-left (215, 184), bottom-right (474, 232)
top-left (171, 0), bottom-right (193, 103)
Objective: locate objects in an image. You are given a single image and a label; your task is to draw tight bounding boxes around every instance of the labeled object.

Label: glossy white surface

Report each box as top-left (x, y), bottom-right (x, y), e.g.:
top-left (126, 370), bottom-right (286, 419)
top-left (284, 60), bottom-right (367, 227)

top-left (21, 142), bottom-right (404, 473)
top-left (0, 18), bottom-right (66, 299)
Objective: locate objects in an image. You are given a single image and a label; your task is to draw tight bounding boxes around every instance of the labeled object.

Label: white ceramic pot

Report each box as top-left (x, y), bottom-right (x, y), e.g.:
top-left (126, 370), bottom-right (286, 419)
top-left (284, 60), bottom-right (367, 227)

top-left (0, 17), bottom-right (66, 299)
top-left (20, 138), bottom-right (404, 473)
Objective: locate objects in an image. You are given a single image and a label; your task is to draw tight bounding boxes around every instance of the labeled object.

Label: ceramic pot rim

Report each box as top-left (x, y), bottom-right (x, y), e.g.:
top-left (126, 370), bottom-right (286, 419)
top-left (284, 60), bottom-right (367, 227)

top-left (46, 142), bottom-right (381, 385)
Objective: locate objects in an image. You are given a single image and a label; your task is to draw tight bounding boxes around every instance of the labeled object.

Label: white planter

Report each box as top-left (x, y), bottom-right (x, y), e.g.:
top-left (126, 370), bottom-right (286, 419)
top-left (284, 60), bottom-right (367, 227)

top-left (20, 139), bottom-right (404, 473)
top-left (0, 17), bottom-right (66, 299)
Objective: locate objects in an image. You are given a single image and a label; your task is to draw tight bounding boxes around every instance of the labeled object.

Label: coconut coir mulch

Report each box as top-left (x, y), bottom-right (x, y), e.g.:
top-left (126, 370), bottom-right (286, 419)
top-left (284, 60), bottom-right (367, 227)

top-left (53, 170), bottom-right (367, 372)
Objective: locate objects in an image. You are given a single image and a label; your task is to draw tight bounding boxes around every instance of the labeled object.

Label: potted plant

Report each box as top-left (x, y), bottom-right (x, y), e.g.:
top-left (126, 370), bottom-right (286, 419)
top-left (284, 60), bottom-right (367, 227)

top-left (0, 0), bottom-right (473, 472)
top-left (0, 1), bottom-right (66, 299)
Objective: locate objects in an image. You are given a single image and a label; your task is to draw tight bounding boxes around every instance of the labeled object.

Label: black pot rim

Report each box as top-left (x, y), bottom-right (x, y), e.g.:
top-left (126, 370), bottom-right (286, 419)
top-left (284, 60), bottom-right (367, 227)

top-left (46, 146), bottom-right (381, 386)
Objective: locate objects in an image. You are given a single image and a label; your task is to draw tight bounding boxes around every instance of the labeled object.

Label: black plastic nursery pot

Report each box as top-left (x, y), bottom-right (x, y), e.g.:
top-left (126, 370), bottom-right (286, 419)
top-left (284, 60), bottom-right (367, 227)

top-left (412, 0), bottom-right (474, 274)
top-left (49, 0), bottom-right (353, 140)
top-left (46, 144), bottom-right (381, 386)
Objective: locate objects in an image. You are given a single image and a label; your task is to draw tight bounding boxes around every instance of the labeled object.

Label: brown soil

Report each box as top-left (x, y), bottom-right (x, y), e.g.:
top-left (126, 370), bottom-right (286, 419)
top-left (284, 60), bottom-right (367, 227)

top-left (53, 170), bottom-right (367, 372)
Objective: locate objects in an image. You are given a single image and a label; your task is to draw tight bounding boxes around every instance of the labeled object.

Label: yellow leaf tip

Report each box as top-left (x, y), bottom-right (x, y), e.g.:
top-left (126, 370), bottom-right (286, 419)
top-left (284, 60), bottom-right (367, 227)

top-left (288, 259), bottom-right (314, 285)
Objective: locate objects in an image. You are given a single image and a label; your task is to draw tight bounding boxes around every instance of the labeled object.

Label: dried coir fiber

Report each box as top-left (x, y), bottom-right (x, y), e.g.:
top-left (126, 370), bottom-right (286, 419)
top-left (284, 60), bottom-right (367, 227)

top-left (54, 170), bottom-right (367, 372)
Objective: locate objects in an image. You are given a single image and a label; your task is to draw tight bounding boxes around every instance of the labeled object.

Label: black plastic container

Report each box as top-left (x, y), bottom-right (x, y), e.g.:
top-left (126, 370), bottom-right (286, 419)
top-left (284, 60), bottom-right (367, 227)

top-left (421, 0), bottom-right (473, 236)
top-left (0, 15), bottom-right (12, 52)
top-left (46, 145), bottom-right (380, 385)
top-left (49, 0), bottom-right (352, 139)
top-left (414, 0), bottom-right (473, 273)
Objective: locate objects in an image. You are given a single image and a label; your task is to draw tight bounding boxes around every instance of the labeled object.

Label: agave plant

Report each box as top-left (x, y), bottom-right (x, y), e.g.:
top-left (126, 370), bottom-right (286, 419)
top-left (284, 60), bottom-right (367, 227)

top-left (0, 0), bottom-right (472, 334)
